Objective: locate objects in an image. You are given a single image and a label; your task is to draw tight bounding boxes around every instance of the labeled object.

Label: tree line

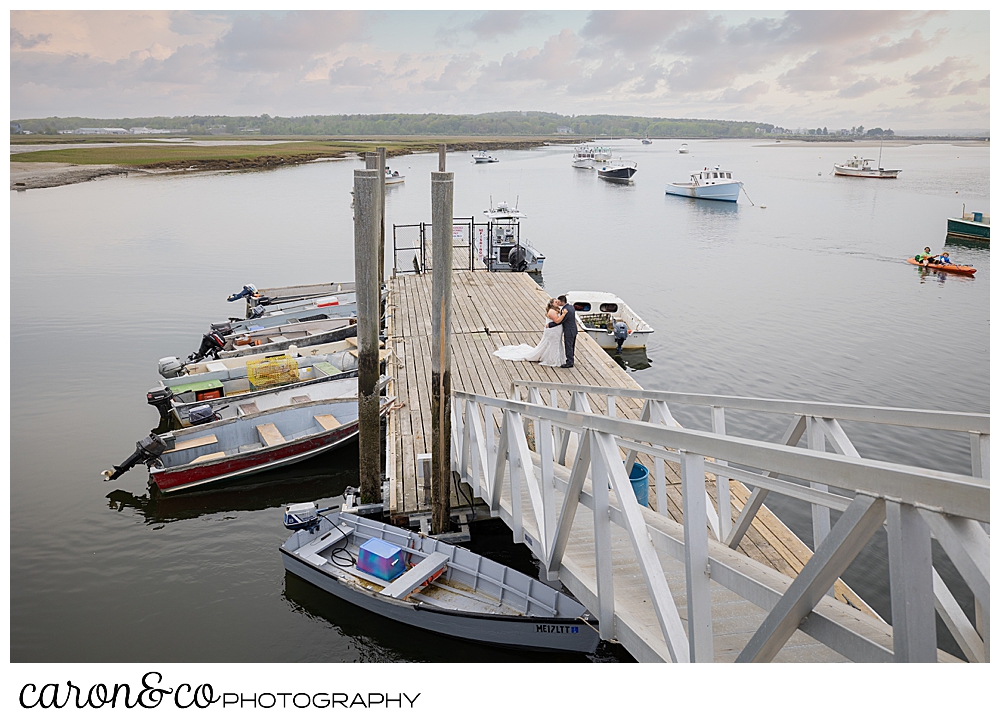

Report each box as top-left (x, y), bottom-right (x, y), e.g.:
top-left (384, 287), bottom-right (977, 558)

top-left (12, 111), bottom-right (774, 138)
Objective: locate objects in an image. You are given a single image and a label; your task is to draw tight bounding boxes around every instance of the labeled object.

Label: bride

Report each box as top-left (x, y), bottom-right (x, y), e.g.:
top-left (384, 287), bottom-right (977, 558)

top-left (493, 299), bottom-right (567, 367)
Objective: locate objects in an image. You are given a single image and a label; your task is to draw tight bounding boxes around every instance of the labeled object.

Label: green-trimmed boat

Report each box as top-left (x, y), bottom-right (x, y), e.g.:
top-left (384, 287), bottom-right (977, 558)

top-left (947, 208), bottom-right (989, 243)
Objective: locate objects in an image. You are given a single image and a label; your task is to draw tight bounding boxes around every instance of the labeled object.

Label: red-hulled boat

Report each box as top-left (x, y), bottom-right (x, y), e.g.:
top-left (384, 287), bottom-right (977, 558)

top-left (105, 397), bottom-right (391, 495)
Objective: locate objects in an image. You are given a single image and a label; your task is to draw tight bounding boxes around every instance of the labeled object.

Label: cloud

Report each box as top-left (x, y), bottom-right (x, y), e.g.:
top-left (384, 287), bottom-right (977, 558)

top-left (580, 10), bottom-right (703, 53)
top-left (11, 28), bottom-right (51, 49)
top-left (946, 100), bottom-right (987, 112)
top-left (474, 29), bottom-right (582, 91)
top-left (721, 81), bottom-right (770, 103)
top-left (906, 56), bottom-right (973, 97)
top-left (948, 79), bottom-right (980, 95)
top-left (466, 11), bottom-right (532, 41)
top-left (847, 28), bottom-right (945, 65)
top-left (422, 53), bottom-right (479, 91)
top-left (838, 77), bottom-right (897, 98)
top-left (215, 11), bottom-right (365, 71)
top-left (328, 56), bottom-right (386, 87)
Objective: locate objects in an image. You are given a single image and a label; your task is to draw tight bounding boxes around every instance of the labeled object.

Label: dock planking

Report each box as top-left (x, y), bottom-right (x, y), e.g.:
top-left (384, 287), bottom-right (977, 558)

top-left (385, 271), bottom-right (877, 616)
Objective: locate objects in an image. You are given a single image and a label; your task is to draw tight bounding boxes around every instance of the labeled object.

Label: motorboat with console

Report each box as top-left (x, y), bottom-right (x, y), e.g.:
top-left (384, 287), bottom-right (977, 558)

top-left (474, 200), bottom-right (545, 273)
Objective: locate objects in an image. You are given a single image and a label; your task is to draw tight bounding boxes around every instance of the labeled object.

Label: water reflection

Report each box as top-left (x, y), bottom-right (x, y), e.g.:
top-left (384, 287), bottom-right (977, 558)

top-left (610, 347), bottom-right (652, 371)
top-left (106, 445), bottom-right (360, 524)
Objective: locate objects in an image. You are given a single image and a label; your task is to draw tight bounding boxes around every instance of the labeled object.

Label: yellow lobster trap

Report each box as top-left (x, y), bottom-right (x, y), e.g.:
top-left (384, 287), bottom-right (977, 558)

top-left (246, 354), bottom-right (300, 390)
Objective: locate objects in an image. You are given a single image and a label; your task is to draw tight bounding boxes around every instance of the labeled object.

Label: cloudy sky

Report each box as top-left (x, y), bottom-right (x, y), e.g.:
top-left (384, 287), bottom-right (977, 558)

top-left (10, 9), bottom-right (990, 130)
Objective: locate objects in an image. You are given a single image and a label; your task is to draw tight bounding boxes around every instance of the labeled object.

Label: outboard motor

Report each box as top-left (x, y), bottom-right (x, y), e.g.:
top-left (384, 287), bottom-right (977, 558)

top-left (102, 433), bottom-right (168, 481)
top-left (187, 404), bottom-right (218, 426)
top-left (226, 284), bottom-right (257, 303)
top-left (247, 305), bottom-right (267, 319)
top-left (158, 356), bottom-right (184, 378)
top-left (146, 387), bottom-right (175, 421)
top-left (508, 245), bottom-right (529, 272)
top-left (188, 332), bottom-right (226, 363)
top-left (612, 320), bottom-right (629, 353)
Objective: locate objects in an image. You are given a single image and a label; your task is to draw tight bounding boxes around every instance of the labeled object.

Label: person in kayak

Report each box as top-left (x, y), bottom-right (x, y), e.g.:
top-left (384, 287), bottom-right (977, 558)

top-left (915, 247), bottom-right (935, 266)
top-left (936, 251), bottom-right (952, 265)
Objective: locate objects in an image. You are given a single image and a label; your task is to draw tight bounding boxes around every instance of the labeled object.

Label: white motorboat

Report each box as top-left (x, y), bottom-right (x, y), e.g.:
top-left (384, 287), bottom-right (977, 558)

top-left (565, 291), bottom-right (654, 350)
top-left (641, 134), bottom-right (652, 145)
top-left (665, 165), bottom-right (742, 203)
top-left (280, 507), bottom-right (600, 653)
top-left (385, 167), bottom-right (405, 184)
top-left (571, 143), bottom-right (612, 169)
top-left (833, 155), bottom-right (900, 178)
top-left (472, 151), bottom-right (499, 164)
top-left (475, 201), bottom-right (545, 273)
top-left (678, 143), bottom-right (689, 154)
top-left (597, 159), bottom-right (637, 182)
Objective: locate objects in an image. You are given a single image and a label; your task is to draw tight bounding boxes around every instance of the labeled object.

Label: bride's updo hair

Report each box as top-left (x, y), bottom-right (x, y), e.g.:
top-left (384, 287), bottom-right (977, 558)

top-left (546, 299), bottom-right (559, 312)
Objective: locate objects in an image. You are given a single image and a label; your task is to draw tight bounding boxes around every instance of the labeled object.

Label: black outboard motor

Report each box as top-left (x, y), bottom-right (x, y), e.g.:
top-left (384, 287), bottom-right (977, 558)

top-left (146, 387), bottom-right (175, 421)
top-left (612, 320), bottom-right (629, 353)
top-left (187, 404), bottom-right (219, 426)
top-left (188, 332), bottom-right (226, 363)
top-left (508, 245), bottom-right (529, 272)
top-left (103, 434), bottom-right (168, 481)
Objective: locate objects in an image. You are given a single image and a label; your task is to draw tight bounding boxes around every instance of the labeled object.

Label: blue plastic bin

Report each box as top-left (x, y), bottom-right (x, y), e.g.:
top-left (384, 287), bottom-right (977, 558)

top-left (973, 212), bottom-right (983, 222)
top-left (628, 462), bottom-right (649, 507)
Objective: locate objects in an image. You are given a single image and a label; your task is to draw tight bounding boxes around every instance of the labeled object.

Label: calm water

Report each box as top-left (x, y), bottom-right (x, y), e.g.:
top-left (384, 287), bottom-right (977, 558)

top-left (10, 139), bottom-right (989, 662)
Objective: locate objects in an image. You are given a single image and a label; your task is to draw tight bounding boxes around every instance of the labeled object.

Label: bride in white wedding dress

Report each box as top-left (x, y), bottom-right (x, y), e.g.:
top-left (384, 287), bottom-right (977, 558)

top-left (492, 299), bottom-right (567, 367)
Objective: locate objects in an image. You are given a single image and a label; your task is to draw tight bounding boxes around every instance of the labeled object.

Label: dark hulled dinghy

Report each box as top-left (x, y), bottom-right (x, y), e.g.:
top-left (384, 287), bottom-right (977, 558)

top-left (280, 507), bottom-right (600, 654)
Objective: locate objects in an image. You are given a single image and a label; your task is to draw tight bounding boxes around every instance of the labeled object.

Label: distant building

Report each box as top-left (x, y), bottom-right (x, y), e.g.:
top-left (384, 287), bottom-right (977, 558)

top-left (75, 127), bottom-right (128, 135)
top-left (129, 127), bottom-right (157, 134)
top-left (556, 126), bottom-right (572, 134)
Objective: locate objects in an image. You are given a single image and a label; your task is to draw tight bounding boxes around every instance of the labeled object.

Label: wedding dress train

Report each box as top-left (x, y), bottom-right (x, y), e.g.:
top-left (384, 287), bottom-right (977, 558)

top-left (493, 323), bottom-right (566, 367)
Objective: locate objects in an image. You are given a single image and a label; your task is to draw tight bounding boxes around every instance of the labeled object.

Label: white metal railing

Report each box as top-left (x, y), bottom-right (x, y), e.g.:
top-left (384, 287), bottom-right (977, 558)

top-left (451, 387), bottom-right (990, 663)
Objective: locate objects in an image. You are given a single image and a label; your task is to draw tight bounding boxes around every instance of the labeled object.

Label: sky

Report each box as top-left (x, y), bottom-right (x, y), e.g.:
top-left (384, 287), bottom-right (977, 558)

top-left (9, 9), bottom-right (991, 130)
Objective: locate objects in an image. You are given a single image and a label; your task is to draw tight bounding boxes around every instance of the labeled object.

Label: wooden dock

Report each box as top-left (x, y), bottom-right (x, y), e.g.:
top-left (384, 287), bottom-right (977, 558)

top-left (385, 271), bottom-right (877, 614)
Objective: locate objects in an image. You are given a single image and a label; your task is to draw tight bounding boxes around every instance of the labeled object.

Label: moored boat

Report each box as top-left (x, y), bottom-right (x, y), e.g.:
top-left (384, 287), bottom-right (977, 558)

top-left (946, 209), bottom-right (990, 243)
top-left (280, 507), bottom-right (600, 654)
top-left (665, 166), bottom-right (742, 202)
top-left (565, 291), bottom-right (654, 349)
top-left (188, 317), bottom-right (358, 363)
top-left (472, 151), bottom-right (499, 163)
top-left (159, 338), bottom-right (361, 378)
top-left (475, 200), bottom-right (545, 273)
top-left (833, 155), bottom-right (900, 178)
top-left (228, 281), bottom-right (356, 316)
top-left (641, 134), bottom-right (652, 145)
top-left (385, 166), bottom-right (405, 185)
top-left (571, 143), bottom-right (612, 169)
top-left (678, 143), bottom-right (689, 154)
top-left (104, 397), bottom-right (392, 494)
top-left (597, 159), bottom-right (637, 182)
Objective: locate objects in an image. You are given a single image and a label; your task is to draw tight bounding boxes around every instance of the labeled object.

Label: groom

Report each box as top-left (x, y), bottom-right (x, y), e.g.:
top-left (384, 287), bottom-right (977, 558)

top-left (548, 295), bottom-right (577, 368)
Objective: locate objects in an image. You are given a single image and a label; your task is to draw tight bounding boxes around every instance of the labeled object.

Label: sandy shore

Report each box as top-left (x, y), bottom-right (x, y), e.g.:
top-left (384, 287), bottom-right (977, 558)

top-left (11, 161), bottom-right (131, 190)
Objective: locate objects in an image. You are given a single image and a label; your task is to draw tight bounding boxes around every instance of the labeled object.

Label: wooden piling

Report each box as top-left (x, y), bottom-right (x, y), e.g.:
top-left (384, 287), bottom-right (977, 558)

top-left (430, 169), bottom-right (454, 533)
top-left (377, 147), bottom-right (387, 285)
top-left (438, 144), bottom-right (447, 172)
top-left (354, 168), bottom-right (381, 503)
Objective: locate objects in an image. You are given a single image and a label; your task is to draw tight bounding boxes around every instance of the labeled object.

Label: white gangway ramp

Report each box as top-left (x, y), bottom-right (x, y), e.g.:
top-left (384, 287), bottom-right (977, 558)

top-left (451, 382), bottom-right (989, 663)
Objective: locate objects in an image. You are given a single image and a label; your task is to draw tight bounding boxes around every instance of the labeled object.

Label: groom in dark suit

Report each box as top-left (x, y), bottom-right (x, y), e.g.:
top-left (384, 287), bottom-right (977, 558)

top-left (548, 295), bottom-right (578, 368)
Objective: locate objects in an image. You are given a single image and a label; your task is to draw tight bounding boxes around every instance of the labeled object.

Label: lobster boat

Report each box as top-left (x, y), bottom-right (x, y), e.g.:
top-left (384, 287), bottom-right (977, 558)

top-left (280, 507), bottom-right (600, 654)
top-left (597, 160), bottom-right (637, 182)
top-left (665, 166), bottom-right (742, 202)
top-left (104, 397), bottom-right (393, 495)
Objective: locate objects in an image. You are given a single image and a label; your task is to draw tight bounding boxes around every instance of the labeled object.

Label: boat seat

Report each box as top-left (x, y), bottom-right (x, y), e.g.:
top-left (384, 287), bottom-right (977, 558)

top-left (290, 395), bottom-right (311, 404)
top-left (267, 335), bottom-right (288, 343)
top-left (314, 414), bottom-right (341, 431)
top-left (238, 402), bottom-right (260, 416)
top-left (205, 361), bottom-right (227, 372)
top-left (256, 423), bottom-right (285, 447)
top-left (238, 442), bottom-right (263, 453)
top-left (314, 361), bottom-right (340, 376)
top-left (173, 434), bottom-right (218, 452)
top-left (191, 451), bottom-right (226, 464)
top-left (380, 552), bottom-right (450, 600)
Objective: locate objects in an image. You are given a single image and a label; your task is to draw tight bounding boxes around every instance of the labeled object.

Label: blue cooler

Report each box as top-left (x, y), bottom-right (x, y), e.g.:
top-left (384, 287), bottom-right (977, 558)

top-left (357, 538), bottom-right (406, 581)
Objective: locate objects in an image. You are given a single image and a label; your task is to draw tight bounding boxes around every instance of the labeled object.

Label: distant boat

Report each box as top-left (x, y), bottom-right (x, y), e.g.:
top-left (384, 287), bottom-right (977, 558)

top-left (678, 143), bottom-right (689, 154)
top-left (280, 507), bottom-right (600, 653)
top-left (665, 166), bottom-right (742, 203)
top-left (385, 166), bottom-right (405, 185)
top-left (641, 134), bottom-right (652, 145)
top-left (946, 206), bottom-right (989, 242)
top-left (597, 159), bottom-right (637, 182)
top-left (571, 143), bottom-right (612, 169)
top-left (472, 151), bottom-right (499, 163)
top-left (834, 138), bottom-right (899, 178)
